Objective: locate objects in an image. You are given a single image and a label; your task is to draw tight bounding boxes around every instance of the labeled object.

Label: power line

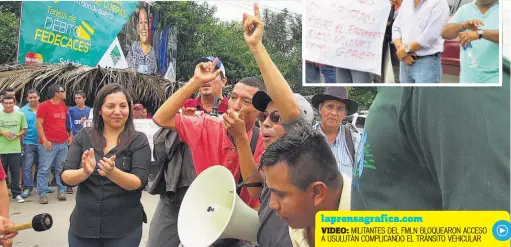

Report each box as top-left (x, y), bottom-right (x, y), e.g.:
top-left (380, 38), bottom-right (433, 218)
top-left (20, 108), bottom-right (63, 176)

top-left (218, 1), bottom-right (301, 14)
top-left (235, 1), bottom-right (302, 14)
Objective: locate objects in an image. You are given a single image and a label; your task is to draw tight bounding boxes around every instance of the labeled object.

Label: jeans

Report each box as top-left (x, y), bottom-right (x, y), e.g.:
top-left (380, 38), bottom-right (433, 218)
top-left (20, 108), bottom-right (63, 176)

top-left (22, 144), bottom-right (38, 190)
top-left (0, 153), bottom-right (22, 198)
top-left (320, 65), bottom-right (337, 83)
top-left (336, 68), bottom-right (372, 83)
top-left (305, 62), bottom-right (320, 83)
top-left (68, 225), bottom-right (142, 247)
top-left (37, 142), bottom-right (68, 196)
top-left (399, 54), bottom-right (442, 83)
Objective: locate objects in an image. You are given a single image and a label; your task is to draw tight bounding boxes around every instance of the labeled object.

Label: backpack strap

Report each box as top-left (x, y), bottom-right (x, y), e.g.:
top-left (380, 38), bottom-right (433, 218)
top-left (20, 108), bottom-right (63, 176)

top-left (236, 126), bottom-right (261, 195)
top-left (344, 125), bottom-right (355, 166)
top-left (250, 126), bottom-right (259, 155)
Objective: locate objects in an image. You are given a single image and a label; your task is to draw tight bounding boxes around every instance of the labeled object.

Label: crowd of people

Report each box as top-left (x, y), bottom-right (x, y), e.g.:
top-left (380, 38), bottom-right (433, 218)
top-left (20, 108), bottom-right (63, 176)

top-left (0, 2), bottom-right (507, 247)
top-left (306, 0), bottom-right (500, 84)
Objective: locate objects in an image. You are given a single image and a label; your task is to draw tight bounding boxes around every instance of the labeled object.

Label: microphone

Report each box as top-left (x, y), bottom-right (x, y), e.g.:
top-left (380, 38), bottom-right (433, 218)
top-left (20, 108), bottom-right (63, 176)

top-left (5, 213), bottom-right (53, 233)
top-left (210, 96), bottom-right (220, 117)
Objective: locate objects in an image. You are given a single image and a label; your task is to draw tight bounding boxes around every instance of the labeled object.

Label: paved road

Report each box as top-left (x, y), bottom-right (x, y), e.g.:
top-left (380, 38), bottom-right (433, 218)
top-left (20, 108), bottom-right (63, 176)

top-left (8, 189), bottom-right (160, 247)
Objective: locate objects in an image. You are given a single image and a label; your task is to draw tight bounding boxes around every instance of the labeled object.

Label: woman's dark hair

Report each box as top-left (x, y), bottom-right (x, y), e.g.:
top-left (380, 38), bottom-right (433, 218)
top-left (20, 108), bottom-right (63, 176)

top-left (137, 6), bottom-right (148, 22)
top-left (89, 83), bottom-right (135, 155)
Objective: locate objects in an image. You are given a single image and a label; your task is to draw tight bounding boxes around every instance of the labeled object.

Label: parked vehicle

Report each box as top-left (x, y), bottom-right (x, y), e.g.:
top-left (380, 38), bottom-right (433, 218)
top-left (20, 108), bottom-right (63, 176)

top-left (344, 112), bottom-right (368, 132)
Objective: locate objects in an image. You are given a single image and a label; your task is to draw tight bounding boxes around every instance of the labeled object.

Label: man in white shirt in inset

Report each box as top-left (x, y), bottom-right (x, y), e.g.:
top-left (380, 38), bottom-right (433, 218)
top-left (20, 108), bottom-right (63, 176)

top-left (392, 0), bottom-right (450, 83)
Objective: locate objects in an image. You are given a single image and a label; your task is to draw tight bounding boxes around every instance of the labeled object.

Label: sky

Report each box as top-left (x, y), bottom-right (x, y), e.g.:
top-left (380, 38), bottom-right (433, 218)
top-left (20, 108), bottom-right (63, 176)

top-left (201, 0), bottom-right (303, 22)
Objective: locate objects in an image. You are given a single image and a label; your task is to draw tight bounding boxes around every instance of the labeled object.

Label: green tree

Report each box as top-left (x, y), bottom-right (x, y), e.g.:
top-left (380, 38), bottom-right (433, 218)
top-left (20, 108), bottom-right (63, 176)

top-left (0, 1), bottom-right (21, 17)
top-left (153, 2), bottom-right (220, 82)
top-left (0, 11), bottom-right (18, 64)
top-left (261, 9), bottom-right (303, 91)
top-left (347, 87), bottom-right (378, 110)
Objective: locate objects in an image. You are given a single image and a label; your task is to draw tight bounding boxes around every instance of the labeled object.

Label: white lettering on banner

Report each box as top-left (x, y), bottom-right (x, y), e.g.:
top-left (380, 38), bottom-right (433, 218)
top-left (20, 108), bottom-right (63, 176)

top-left (134, 119), bottom-right (159, 161)
top-left (304, 0), bottom-right (391, 75)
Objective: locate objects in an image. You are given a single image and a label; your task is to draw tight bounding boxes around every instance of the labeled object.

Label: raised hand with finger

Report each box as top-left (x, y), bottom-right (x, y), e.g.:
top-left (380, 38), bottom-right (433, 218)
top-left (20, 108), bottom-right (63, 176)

top-left (97, 155), bottom-right (117, 177)
top-left (243, 3), bottom-right (264, 50)
top-left (82, 148), bottom-right (96, 176)
top-left (191, 58), bottom-right (222, 87)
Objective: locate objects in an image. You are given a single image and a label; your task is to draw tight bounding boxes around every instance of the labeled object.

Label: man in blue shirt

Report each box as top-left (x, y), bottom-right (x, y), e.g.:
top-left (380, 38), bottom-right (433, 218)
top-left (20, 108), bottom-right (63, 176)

top-left (441, 0), bottom-right (499, 83)
top-left (20, 89), bottom-right (40, 198)
top-left (68, 90), bottom-right (91, 136)
top-left (66, 90), bottom-right (90, 195)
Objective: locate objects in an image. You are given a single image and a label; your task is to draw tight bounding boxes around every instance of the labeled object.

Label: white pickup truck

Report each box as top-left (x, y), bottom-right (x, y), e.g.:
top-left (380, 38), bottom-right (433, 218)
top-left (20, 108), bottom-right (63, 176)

top-left (345, 111), bottom-right (368, 132)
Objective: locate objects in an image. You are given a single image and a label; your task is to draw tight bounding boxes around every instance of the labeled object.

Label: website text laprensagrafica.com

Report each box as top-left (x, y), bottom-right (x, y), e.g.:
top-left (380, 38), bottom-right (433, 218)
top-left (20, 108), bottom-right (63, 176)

top-left (321, 213), bottom-right (423, 225)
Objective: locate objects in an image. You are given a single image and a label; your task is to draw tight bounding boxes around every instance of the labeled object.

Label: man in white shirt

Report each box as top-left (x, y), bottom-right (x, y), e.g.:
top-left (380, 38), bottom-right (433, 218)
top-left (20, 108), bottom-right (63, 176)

top-left (260, 128), bottom-right (351, 247)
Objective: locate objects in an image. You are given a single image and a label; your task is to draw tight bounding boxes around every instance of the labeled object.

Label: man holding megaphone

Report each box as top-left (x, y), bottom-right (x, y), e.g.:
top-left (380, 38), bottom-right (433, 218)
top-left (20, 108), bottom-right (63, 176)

top-left (234, 5), bottom-right (350, 247)
top-left (153, 62), bottom-right (266, 211)
top-left (221, 4), bottom-right (318, 247)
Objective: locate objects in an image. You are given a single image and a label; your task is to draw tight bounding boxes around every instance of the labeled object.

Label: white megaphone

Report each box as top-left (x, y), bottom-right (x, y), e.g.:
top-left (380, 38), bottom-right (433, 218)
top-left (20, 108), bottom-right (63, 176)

top-left (178, 165), bottom-right (259, 247)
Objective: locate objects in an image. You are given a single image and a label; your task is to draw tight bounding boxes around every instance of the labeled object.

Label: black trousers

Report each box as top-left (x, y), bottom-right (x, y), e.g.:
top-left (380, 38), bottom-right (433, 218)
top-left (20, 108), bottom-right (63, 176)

top-left (68, 225), bottom-right (142, 247)
top-left (1, 153), bottom-right (22, 198)
top-left (381, 20), bottom-right (401, 83)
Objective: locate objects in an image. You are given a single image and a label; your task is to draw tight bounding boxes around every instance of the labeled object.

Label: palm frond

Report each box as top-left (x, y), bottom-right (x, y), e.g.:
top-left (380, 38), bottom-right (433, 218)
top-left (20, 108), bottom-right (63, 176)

top-left (0, 63), bottom-right (179, 109)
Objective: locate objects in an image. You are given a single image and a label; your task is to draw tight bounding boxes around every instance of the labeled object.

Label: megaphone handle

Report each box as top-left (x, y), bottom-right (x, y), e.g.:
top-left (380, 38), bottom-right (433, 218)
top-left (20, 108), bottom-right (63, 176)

top-left (239, 182), bottom-right (263, 188)
top-left (5, 222), bottom-right (32, 232)
top-left (236, 170), bottom-right (264, 190)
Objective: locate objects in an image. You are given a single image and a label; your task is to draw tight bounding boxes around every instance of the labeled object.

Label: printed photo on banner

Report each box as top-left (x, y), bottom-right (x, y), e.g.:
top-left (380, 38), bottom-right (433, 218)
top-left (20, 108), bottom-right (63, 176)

top-left (16, 1), bottom-right (177, 81)
top-left (303, 0), bottom-right (502, 85)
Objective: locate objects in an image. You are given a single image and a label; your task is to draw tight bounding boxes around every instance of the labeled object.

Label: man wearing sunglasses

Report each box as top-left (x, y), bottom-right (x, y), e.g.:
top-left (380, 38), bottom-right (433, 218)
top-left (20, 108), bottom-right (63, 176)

top-left (310, 87), bottom-right (362, 179)
top-left (218, 3), bottom-right (317, 247)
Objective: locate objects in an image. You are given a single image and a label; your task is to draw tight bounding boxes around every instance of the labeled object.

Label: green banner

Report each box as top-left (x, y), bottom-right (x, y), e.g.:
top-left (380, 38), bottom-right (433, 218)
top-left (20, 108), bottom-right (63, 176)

top-left (17, 1), bottom-right (138, 66)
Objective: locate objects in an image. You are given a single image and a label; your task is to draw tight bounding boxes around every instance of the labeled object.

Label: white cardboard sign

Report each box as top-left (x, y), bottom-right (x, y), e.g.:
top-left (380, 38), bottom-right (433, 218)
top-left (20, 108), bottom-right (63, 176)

top-left (304, 0), bottom-right (391, 75)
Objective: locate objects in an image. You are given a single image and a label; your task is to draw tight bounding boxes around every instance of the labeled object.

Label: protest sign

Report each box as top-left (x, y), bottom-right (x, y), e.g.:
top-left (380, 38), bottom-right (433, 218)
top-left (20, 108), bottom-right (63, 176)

top-left (134, 119), bottom-right (160, 161)
top-left (82, 118), bottom-right (159, 161)
top-left (304, 0), bottom-right (391, 75)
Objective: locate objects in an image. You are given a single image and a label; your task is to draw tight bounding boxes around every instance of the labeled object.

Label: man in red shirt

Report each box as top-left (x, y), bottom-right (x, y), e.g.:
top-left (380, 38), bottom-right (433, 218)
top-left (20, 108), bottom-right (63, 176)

top-left (133, 104), bottom-right (145, 119)
top-left (147, 57), bottom-right (231, 247)
top-left (36, 84), bottom-right (72, 204)
top-left (153, 66), bottom-right (265, 210)
top-left (181, 56), bottom-right (229, 116)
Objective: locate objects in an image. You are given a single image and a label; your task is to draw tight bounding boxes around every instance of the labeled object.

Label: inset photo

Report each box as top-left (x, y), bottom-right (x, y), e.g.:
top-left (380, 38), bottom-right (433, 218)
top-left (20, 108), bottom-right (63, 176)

top-left (303, 0), bottom-right (502, 85)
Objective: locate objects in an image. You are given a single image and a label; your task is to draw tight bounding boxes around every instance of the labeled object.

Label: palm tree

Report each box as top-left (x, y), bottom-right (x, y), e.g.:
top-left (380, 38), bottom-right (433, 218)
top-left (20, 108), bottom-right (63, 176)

top-left (0, 63), bottom-right (178, 110)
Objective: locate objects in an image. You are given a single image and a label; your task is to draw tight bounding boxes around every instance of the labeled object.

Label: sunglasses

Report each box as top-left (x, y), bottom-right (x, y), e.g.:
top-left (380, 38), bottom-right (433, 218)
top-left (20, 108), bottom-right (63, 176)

top-left (258, 111), bottom-right (281, 123)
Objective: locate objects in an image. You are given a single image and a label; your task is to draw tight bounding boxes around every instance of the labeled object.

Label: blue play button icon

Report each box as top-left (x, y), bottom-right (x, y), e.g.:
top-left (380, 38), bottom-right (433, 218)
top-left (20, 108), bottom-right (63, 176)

top-left (493, 220), bottom-right (511, 241)
top-left (497, 225), bottom-right (508, 236)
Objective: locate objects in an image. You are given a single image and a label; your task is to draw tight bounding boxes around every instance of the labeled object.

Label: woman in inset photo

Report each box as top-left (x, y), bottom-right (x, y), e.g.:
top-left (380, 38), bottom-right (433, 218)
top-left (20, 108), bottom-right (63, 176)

top-left (126, 6), bottom-right (157, 75)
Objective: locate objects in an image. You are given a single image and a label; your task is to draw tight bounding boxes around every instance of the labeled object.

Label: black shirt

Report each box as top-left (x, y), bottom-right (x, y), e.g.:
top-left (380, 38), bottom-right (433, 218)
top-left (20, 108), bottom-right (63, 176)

top-left (61, 128), bottom-right (151, 238)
